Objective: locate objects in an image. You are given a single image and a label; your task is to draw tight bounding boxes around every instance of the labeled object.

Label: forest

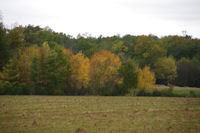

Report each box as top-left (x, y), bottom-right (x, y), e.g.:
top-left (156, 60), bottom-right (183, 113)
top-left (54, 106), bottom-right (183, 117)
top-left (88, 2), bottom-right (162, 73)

top-left (0, 22), bottom-right (200, 95)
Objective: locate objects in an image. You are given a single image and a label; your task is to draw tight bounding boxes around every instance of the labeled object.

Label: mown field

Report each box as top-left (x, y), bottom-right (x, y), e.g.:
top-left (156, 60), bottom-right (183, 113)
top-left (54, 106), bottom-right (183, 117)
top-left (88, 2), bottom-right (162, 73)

top-left (0, 96), bottom-right (200, 133)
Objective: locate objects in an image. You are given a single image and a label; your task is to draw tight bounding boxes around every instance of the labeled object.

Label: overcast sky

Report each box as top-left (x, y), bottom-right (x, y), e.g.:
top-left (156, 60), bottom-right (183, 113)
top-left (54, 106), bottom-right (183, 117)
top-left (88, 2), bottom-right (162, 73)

top-left (1, 0), bottom-right (200, 38)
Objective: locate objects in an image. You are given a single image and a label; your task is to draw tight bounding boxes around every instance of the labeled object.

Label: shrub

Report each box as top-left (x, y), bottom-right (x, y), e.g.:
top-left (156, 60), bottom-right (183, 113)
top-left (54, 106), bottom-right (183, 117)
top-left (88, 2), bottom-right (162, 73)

top-left (189, 90), bottom-right (196, 97)
top-left (0, 86), bottom-right (31, 95)
top-left (152, 88), bottom-right (162, 96)
top-left (162, 85), bottom-right (174, 96)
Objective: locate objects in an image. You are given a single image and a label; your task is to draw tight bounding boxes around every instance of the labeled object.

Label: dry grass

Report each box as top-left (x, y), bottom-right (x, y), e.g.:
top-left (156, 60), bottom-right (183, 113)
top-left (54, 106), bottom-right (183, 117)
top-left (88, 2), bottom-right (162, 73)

top-left (0, 96), bottom-right (200, 133)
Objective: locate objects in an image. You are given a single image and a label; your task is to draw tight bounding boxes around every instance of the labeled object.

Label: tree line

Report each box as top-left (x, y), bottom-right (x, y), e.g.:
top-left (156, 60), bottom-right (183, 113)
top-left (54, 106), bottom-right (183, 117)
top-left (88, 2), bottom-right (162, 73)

top-left (0, 22), bottom-right (200, 95)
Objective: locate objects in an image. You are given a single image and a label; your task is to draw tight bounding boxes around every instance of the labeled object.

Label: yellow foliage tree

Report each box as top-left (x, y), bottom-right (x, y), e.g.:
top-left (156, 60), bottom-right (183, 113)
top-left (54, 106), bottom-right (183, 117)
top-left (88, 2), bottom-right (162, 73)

top-left (89, 50), bottom-right (122, 95)
top-left (137, 66), bottom-right (155, 93)
top-left (70, 52), bottom-right (90, 90)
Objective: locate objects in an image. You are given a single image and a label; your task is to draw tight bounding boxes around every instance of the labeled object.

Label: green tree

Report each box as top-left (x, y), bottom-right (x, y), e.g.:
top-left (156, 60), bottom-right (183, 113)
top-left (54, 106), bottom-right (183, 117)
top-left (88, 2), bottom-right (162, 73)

top-left (31, 43), bottom-right (49, 94)
top-left (112, 41), bottom-right (128, 58)
top-left (0, 59), bottom-right (20, 88)
top-left (8, 25), bottom-right (25, 53)
top-left (0, 45), bottom-right (40, 89)
top-left (0, 58), bottom-right (30, 95)
top-left (162, 36), bottom-right (191, 60)
top-left (174, 58), bottom-right (200, 87)
top-left (31, 43), bottom-right (71, 95)
top-left (134, 35), bottom-right (166, 68)
top-left (0, 22), bottom-right (9, 70)
top-left (119, 59), bottom-right (138, 92)
top-left (48, 45), bottom-right (71, 94)
top-left (153, 57), bottom-right (177, 84)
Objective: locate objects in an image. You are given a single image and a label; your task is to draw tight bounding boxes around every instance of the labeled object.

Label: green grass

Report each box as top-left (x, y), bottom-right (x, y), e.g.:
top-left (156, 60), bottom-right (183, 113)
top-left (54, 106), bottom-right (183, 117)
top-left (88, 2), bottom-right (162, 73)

top-left (0, 96), bottom-right (200, 133)
top-left (172, 87), bottom-right (200, 97)
top-left (152, 85), bottom-right (200, 97)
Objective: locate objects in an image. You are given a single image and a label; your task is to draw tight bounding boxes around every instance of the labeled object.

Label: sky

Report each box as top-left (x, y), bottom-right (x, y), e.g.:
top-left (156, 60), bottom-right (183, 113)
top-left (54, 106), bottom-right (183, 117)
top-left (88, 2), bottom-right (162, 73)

top-left (0, 0), bottom-right (200, 38)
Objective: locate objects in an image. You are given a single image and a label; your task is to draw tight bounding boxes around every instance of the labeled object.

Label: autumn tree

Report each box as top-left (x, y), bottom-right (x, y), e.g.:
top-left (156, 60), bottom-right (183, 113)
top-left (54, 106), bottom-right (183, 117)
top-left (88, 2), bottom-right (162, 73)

top-left (137, 66), bottom-right (155, 94)
top-left (89, 50), bottom-right (122, 95)
top-left (70, 52), bottom-right (90, 94)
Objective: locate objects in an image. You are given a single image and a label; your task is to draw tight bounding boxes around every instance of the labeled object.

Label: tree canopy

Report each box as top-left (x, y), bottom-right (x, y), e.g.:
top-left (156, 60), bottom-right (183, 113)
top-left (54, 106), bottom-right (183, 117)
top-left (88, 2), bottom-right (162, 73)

top-left (0, 22), bottom-right (200, 95)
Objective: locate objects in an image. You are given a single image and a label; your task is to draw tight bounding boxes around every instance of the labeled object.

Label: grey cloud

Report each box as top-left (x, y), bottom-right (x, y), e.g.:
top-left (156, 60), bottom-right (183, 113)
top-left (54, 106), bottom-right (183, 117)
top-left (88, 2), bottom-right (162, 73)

top-left (123, 0), bottom-right (200, 22)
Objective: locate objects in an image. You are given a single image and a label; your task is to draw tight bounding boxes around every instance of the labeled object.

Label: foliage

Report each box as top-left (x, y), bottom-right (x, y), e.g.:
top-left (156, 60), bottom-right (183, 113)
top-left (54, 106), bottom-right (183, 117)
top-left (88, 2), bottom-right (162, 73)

top-left (134, 35), bottom-right (166, 68)
top-left (1, 19), bottom-right (200, 95)
top-left (31, 43), bottom-right (71, 95)
top-left (162, 36), bottom-right (200, 60)
top-left (73, 37), bottom-right (95, 57)
top-left (174, 58), bottom-right (200, 87)
top-left (151, 87), bottom-right (173, 97)
top-left (0, 86), bottom-right (31, 95)
top-left (70, 52), bottom-right (90, 94)
top-left (0, 59), bottom-right (21, 88)
top-left (0, 22), bottom-right (9, 70)
top-left (0, 45), bottom-right (40, 91)
top-left (137, 66), bottom-right (155, 94)
top-left (89, 50), bottom-right (122, 95)
top-left (118, 59), bottom-right (138, 92)
top-left (8, 25), bottom-right (25, 53)
top-left (112, 41), bottom-right (128, 58)
top-left (128, 85), bottom-right (200, 97)
top-left (153, 57), bottom-right (177, 84)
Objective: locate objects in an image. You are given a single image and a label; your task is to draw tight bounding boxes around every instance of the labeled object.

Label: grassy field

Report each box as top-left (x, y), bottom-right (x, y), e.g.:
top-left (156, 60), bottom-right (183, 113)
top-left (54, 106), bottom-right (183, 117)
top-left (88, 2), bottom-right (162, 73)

top-left (0, 96), bottom-right (200, 133)
top-left (152, 85), bottom-right (200, 97)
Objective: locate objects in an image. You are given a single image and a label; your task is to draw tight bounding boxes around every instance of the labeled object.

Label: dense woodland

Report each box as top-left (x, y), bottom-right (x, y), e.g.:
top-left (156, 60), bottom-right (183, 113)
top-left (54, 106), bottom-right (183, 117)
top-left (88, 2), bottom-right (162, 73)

top-left (0, 21), bottom-right (200, 95)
